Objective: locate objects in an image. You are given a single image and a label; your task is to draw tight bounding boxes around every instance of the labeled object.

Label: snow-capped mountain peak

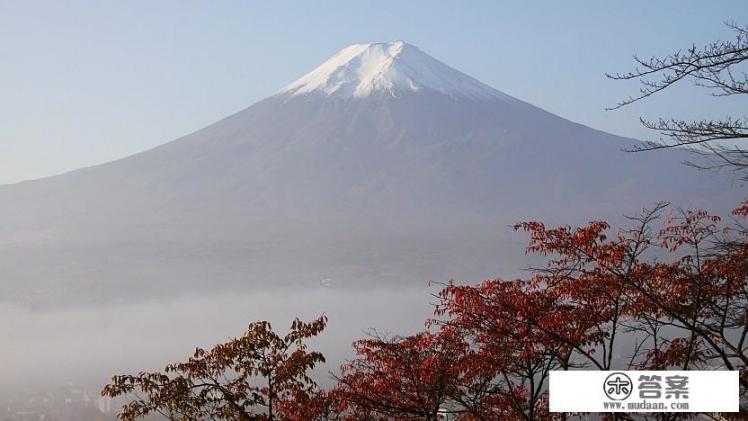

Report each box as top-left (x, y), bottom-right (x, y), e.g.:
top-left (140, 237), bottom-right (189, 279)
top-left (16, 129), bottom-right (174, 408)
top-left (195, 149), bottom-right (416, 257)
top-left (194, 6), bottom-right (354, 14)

top-left (276, 41), bottom-right (514, 101)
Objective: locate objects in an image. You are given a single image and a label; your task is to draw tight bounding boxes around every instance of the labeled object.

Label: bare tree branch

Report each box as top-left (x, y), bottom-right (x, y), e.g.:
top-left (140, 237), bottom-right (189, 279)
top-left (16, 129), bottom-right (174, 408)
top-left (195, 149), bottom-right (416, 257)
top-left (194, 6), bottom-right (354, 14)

top-left (609, 22), bottom-right (748, 177)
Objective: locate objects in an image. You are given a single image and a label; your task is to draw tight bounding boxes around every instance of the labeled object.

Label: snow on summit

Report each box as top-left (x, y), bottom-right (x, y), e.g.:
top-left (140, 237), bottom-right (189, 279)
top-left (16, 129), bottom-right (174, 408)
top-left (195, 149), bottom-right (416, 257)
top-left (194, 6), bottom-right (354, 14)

top-left (277, 41), bottom-right (514, 101)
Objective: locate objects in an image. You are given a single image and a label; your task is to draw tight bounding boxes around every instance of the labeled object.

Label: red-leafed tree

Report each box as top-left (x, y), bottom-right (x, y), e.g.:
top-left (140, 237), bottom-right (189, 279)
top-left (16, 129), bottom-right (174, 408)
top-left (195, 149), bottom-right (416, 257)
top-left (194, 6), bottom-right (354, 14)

top-left (335, 330), bottom-right (466, 420)
top-left (102, 316), bottom-right (327, 421)
top-left (434, 279), bottom-right (565, 420)
top-left (509, 204), bottom-right (671, 373)
top-left (626, 206), bottom-right (748, 383)
top-left (432, 201), bottom-right (748, 418)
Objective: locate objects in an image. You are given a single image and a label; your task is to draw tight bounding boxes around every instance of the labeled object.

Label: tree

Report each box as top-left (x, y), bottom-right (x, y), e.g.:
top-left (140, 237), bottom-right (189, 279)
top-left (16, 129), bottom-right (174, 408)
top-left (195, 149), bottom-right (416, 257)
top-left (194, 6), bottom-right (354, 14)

top-left (434, 279), bottom-right (565, 420)
top-left (102, 316), bottom-right (327, 421)
top-left (628, 206), bottom-right (748, 382)
top-left (608, 22), bottom-right (748, 178)
top-left (335, 330), bottom-right (465, 420)
top-left (437, 201), bottom-right (748, 418)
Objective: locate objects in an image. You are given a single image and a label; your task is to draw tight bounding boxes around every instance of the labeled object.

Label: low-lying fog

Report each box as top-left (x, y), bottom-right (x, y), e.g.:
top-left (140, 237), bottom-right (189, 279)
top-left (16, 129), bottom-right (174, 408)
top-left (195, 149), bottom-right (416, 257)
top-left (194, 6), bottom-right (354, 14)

top-left (0, 286), bottom-right (435, 396)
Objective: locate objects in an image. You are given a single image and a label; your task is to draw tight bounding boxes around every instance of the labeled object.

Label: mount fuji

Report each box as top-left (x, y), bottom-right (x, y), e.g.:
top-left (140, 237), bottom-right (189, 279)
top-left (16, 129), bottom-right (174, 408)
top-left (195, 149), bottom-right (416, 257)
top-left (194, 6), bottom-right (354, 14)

top-left (0, 41), bottom-right (740, 305)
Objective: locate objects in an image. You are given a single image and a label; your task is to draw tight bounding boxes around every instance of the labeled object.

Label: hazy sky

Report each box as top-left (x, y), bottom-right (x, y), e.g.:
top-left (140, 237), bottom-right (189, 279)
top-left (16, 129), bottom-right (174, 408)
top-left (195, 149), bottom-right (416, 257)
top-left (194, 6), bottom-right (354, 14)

top-left (1, 1), bottom-right (746, 184)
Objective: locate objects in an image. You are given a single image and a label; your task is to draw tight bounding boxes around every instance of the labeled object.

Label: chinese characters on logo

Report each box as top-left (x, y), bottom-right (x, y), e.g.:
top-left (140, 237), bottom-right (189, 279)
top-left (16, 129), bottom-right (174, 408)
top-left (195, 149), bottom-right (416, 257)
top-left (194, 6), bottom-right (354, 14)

top-left (637, 375), bottom-right (689, 400)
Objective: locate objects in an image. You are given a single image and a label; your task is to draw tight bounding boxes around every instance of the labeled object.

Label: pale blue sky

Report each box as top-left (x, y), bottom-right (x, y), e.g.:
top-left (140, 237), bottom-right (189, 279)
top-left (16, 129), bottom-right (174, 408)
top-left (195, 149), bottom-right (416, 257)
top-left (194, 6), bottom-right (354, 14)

top-left (1, 1), bottom-right (746, 184)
